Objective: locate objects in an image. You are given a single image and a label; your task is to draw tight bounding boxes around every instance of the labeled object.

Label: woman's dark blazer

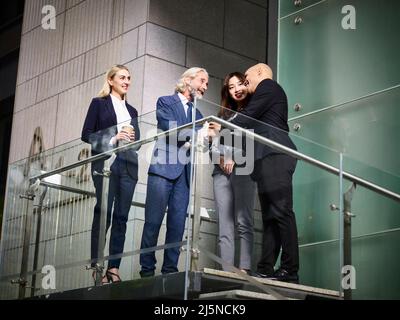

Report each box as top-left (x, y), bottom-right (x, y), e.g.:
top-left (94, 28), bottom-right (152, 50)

top-left (81, 95), bottom-right (140, 179)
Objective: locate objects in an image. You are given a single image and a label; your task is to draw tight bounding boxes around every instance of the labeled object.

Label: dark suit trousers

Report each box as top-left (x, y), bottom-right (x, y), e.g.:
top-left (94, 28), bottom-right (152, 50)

top-left (253, 154), bottom-right (299, 274)
top-left (140, 170), bottom-right (189, 274)
top-left (91, 158), bottom-right (137, 269)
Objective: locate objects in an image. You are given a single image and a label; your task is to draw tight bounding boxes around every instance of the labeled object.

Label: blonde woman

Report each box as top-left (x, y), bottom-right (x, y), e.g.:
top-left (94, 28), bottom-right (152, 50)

top-left (81, 64), bottom-right (140, 284)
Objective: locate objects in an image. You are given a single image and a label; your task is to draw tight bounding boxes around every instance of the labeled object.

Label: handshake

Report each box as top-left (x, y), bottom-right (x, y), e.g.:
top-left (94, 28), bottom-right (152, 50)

top-left (207, 121), bottom-right (222, 138)
top-left (205, 121), bottom-right (235, 175)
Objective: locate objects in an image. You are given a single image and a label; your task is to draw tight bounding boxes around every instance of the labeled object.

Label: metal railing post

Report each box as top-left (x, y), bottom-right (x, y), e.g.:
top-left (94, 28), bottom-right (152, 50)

top-left (190, 147), bottom-right (204, 272)
top-left (14, 180), bottom-right (39, 299)
top-left (30, 185), bottom-right (48, 297)
top-left (343, 183), bottom-right (356, 300)
top-left (184, 96), bottom-right (197, 300)
top-left (92, 167), bottom-right (111, 286)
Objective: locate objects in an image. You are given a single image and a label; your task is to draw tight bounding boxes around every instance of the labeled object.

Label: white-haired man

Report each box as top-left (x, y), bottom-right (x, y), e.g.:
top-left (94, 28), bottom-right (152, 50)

top-left (139, 67), bottom-right (208, 277)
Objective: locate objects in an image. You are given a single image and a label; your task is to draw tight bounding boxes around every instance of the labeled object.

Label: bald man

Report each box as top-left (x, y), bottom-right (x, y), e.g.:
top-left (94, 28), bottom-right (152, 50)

top-left (211, 63), bottom-right (299, 283)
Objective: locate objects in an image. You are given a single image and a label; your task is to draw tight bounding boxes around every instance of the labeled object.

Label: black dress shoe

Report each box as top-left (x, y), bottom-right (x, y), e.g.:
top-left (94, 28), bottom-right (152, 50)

top-left (140, 270), bottom-right (155, 278)
top-left (254, 270), bottom-right (275, 278)
top-left (271, 268), bottom-right (299, 283)
top-left (241, 269), bottom-right (258, 277)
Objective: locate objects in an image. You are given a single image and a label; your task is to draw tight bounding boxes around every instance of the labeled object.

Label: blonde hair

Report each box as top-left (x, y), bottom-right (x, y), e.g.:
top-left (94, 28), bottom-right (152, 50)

top-left (175, 67), bottom-right (208, 93)
top-left (98, 64), bottom-right (130, 98)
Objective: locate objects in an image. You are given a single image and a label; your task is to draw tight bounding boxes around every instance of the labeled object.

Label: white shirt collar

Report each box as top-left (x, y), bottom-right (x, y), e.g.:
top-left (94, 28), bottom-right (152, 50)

top-left (177, 92), bottom-right (190, 106)
top-left (109, 93), bottom-right (131, 131)
top-left (110, 93), bottom-right (126, 106)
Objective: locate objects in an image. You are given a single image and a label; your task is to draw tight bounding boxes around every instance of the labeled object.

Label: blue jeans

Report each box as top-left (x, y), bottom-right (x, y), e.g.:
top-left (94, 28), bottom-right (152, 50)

top-left (140, 171), bottom-right (189, 274)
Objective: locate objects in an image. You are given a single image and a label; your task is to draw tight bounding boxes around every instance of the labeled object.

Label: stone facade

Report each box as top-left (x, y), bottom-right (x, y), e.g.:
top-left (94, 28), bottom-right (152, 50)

top-left (2, 0), bottom-right (267, 297)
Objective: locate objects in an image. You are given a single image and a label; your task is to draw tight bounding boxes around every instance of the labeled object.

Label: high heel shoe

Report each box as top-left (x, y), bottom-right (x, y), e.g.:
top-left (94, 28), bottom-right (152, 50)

top-left (105, 269), bottom-right (122, 283)
top-left (92, 271), bottom-right (108, 285)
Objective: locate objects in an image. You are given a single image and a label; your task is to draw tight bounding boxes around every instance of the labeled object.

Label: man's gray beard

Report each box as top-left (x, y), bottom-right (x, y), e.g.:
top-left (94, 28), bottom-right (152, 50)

top-left (192, 88), bottom-right (204, 99)
top-left (189, 89), bottom-right (203, 100)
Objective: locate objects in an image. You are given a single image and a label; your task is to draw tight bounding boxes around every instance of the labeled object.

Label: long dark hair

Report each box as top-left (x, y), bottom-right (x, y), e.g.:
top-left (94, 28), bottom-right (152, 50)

top-left (218, 72), bottom-right (249, 119)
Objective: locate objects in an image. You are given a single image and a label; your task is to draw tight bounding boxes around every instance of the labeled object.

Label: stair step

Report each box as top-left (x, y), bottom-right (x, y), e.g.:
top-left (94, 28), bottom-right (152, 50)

top-left (198, 289), bottom-right (298, 300)
top-left (203, 268), bottom-right (341, 299)
top-left (30, 270), bottom-right (341, 300)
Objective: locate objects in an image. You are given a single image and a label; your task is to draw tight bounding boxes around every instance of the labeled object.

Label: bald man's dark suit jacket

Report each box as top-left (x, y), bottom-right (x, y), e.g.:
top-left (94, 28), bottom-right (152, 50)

top-left (230, 79), bottom-right (299, 276)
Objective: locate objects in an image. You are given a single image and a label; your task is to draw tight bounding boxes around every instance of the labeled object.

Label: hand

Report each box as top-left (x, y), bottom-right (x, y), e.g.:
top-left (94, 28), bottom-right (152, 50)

top-left (115, 130), bottom-right (134, 142)
top-left (209, 122), bottom-right (221, 132)
top-left (223, 158), bottom-right (235, 175)
top-left (208, 128), bottom-right (218, 139)
top-left (218, 156), bottom-right (225, 171)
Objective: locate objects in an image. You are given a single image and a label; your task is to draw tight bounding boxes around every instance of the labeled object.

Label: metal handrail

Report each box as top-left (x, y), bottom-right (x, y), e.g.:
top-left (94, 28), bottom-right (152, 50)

top-left (29, 119), bottom-right (206, 183)
top-left (210, 116), bottom-right (400, 203)
top-left (29, 115), bottom-right (400, 203)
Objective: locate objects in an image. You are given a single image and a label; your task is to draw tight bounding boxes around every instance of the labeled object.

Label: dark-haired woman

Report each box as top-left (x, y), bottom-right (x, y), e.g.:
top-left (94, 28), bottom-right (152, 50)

top-left (212, 72), bottom-right (256, 273)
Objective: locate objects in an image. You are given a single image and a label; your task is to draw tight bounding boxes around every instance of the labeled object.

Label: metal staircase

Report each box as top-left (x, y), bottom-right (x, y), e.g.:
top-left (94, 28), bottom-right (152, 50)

top-left (30, 268), bottom-right (341, 300)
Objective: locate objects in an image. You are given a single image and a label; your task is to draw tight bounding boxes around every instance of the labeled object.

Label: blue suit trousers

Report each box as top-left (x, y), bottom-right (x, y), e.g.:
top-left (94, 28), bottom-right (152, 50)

top-left (91, 158), bottom-right (137, 269)
top-left (140, 170), bottom-right (189, 274)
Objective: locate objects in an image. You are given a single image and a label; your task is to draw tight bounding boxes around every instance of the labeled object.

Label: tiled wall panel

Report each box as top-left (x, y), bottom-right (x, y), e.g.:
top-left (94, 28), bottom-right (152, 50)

top-left (22, 0), bottom-right (66, 34)
top-left (13, 78), bottom-right (38, 112)
top-left (9, 96), bottom-right (58, 163)
top-left (56, 75), bottom-right (103, 146)
top-left (17, 14), bottom-right (65, 84)
top-left (187, 38), bottom-right (257, 79)
top-left (149, 0), bottom-right (224, 46)
top-left (37, 55), bottom-right (84, 102)
top-left (224, 0), bottom-right (266, 61)
top-left (62, 0), bottom-right (113, 62)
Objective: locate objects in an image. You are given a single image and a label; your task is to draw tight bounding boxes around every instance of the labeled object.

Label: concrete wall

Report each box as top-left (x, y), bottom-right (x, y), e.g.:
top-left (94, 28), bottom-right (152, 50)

top-left (10, 0), bottom-right (266, 163)
top-left (1, 0), bottom-right (268, 297)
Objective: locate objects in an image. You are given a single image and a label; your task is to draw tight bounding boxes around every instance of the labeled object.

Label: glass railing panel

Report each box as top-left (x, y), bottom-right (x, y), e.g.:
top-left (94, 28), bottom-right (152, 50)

top-left (191, 99), bottom-right (342, 296)
top-left (279, 0), bottom-right (322, 18)
top-left (341, 157), bottom-right (400, 237)
top-left (0, 159), bottom-right (96, 297)
top-left (288, 85), bottom-right (400, 179)
top-left (278, 0), bottom-right (400, 118)
top-left (347, 231), bottom-right (400, 300)
top-left (0, 159), bottom-right (30, 299)
top-left (342, 155), bottom-right (400, 299)
top-left (5, 96), bottom-right (398, 299)
top-left (0, 107), bottom-right (195, 299)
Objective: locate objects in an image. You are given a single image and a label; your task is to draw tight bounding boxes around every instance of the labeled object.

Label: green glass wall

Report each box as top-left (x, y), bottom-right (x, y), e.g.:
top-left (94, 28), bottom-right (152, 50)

top-left (278, 0), bottom-right (400, 298)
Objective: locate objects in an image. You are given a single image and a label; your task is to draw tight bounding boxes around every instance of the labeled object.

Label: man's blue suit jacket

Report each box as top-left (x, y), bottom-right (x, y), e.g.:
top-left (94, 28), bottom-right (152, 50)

top-left (148, 93), bottom-right (203, 185)
top-left (81, 95), bottom-right (140, 180)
